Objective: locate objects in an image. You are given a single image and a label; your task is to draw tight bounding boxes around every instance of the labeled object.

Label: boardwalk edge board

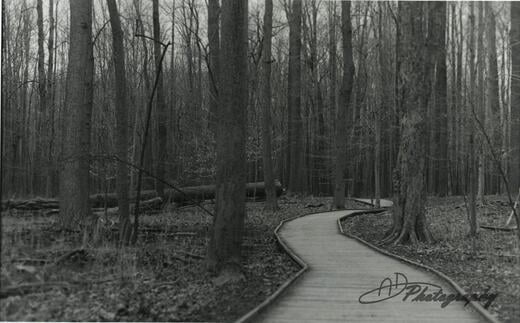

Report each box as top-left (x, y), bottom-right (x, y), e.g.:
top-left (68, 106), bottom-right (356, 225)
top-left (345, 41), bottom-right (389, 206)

top-left (337, 206), bottom-right (502, 323)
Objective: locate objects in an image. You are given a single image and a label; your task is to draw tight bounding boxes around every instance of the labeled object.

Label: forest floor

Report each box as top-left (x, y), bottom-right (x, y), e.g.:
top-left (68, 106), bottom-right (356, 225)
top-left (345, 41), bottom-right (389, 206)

top-left (342, 195), bottom-right (520, 323)
top-left (0, 195), bottom-right (367, 322)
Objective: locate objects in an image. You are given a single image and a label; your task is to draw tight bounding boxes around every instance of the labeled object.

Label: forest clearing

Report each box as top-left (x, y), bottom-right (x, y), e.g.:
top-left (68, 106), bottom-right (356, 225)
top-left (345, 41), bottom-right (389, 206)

top-left (1, 0), bottom-right (519, 322)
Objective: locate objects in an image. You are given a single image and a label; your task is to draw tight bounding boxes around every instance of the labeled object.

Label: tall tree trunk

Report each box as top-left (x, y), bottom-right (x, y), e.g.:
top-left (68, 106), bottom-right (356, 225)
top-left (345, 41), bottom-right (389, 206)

top-left (391, 2), bottom-right (403, 228)
top-left (477, 2), bottom-right (486, 203)
top-left (37, 0), bottom-right (46, 115)
top-left (486, 3), bottom-right (500, 194)
top-left (153, 0), bottom-right (167, 198)
top-left (59, 0), bottom-right (94, 238)
top-left (448, 2), bottom-right (457, 196)
top-left (20, 0), bottom-right (31, 195)
top-left (46, 0), bottom-right (56, 196)
top-left (194, 5), bottom-right (202, 117)
top-left (134, 0), bottom-right (153, 179)
top-left (261, 0), bottom-right (278, 211)
top-left (287, 0), bottom-right (304, 194)
top-left (328, 2), bottom-right (337, 195)
top-left (468, 2), bottom-right (478, 238)
top-left (208, 0), bottom-right (220, 131)
top-left (171, 0), bottom-right (178, 178)
top-left (432, 1), bottom-right (448, 196)
top-left (510, 2), bottom-right (520, 193)
top-left (387, 2), bottom-right (433, 245)
top-left (1, 0), bottom-right (8, 197)
top-left (206, 0), bottom-right (248, 281)
top-left (456, 3), bottom-right (464, 195)
top-left (333, 1), bottom-right (354, 209)
top-left (36, 0), bottom-right (46, 197)
top-left (375, 2), bottom-right (386, 208)
top-left (107, 0), bottom-right (131, 245)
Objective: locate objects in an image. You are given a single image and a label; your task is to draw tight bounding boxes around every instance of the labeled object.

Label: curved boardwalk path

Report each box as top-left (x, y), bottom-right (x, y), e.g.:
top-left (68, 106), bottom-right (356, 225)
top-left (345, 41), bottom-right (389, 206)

top-left (252, 199), bottom-right (490, 323)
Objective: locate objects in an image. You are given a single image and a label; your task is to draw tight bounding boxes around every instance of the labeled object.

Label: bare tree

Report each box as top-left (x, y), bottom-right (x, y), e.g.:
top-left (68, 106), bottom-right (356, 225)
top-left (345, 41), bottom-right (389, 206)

top-left (59, 0), bottom-right (94, 236)
top-left (107, 0), bottom-right (131, 245)
top-left (487, 2), bottom-right (501, 194)
top-left (431, 1), bottom-right (448, 196)
top-left (37, 0), bottom-right (46, 115)
top-left (477, 2), bottom-right (486, 203)
top-left (327, 1), bottom-right (337, 196)
top-left (468, 2), bottom-right (478, 238)
top-left (511, 2), bottom-right (520, 192)
top-left (37, 0), bottom-right (46, 197)
top-left (333, 0), bottom-right (354, 209)
top-left (261, 0), bottom-right (278, 211)
top-left (386, 2), bottom-right (433, 245)
top-left (45, 0), bottom-right (56, 197)
top-left (208, 0), bottom-right (219, 131)
top-left (287, 0), bottom-right (304, 193)
top-left (206, 0), bottom-right (248, 282)
top-left (153, 0), bottom-right (167, 198)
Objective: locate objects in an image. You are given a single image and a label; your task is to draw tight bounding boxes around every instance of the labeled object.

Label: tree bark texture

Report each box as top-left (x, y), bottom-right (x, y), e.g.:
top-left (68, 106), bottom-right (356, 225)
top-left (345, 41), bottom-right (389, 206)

top-left (287, 0), bottom-right (304, 194)
top-left (261, 0), bottom-right (278, 211)
top-left (59, 0), bottom-right (94, 235)
top-left (153, 0), bottom-right (167, 198)
top-left (107, 0), bottom-right (131, 245)
top-left (333, 1), bottom-right (354, 209)
top-left (388, 2), bottom-right (433, 245)
top-left (208, 0), bottom-right (220, 131)
top-left (510, 2), bottom-right (520, 192)
top-left (206, 0), bottom-right (248, 279)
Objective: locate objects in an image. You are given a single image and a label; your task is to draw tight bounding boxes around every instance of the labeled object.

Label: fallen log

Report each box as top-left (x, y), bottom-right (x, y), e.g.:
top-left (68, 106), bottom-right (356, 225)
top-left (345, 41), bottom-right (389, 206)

top-left (89, 180), bottom-right (283, 207)
top-left (3, 181), bottom-right (283, 211)
top-left (2, 197), bottom-right (59, 211)
top-left (92, 197), bottom-right (163, 217)
top-left (0, 282), bottom-right (70, 299)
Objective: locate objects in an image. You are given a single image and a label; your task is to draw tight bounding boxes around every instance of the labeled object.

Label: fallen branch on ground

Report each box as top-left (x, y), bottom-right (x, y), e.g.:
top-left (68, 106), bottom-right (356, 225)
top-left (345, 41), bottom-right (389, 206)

top-left (0, 282), bottom-right (70, 299)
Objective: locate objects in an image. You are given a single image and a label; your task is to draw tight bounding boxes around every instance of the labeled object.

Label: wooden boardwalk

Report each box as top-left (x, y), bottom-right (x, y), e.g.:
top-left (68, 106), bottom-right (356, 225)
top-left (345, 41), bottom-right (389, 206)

top-left (252, 200), bottom-right (491, 323)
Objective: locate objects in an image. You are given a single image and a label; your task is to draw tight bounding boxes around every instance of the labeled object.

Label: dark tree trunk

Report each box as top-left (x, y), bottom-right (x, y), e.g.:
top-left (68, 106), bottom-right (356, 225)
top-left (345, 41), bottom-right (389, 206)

top-left (261, 0), bottom-right (278, 211)
top-left (386, 1), bottom-right (433, 245)
top-left (36, 0), bottom-right (46, 115)
top-left (468, 2), bottom-right (478, 238)
top-left (208, 0), bottom-right (220, 131)
top-left (153, 0), bottom-right (167, 198)
top-left (59, 0), bottom-right (94, 239)
top-left (333, 1), bottom-right (354, 209)
top-left (431, 1), bottom-right (448, 196)
top-left (477, 2), bottom-right (485, 203)
top-left (134, 0), bottom-right (153, 178)
top-left (328, 2), bottom-right (337, 195)
top-left (107, 0), bottom-right (131, 245)
top-left (46, 0), bottom-right (56, 197)
top-left (287, 0), bottom-right (304, 194)
top-left (375, 2), bottom-right (386, 208)
top-left (486, 3), bottom-right (500, 194)
top-left (455, 3), bottom-right (464, 195)
top-left (448, 2), bottom-right (457, 196)
top-left (206, 0), bottom-right (248, 281)
top-left (510, 2), bottom-right (520, 193)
